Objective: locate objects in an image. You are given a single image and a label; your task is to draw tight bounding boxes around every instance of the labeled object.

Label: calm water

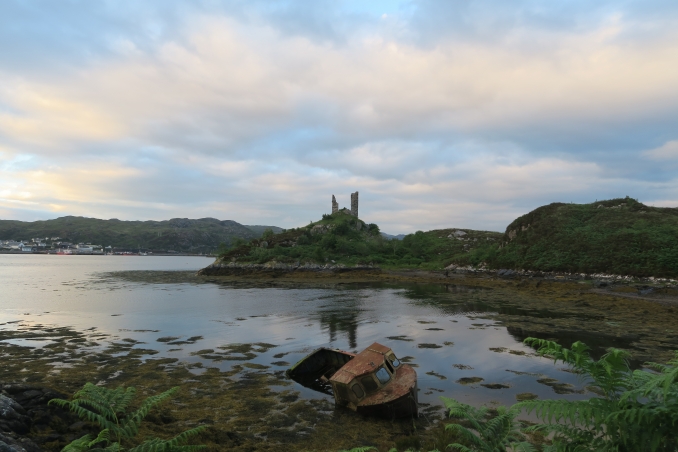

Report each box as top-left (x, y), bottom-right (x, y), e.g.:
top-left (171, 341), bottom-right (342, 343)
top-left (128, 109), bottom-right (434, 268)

top-left (1, 255), bottom-right (591, 412)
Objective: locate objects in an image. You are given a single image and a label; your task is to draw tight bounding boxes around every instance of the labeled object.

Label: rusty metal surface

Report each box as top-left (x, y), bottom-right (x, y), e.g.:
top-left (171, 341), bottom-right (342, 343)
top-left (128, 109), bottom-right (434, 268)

top-left (291, 341), bottom-right (418, 418)
top-left (366, 343), bottom-right (391, 354)
top-left (330, 342), bottom-right (390, 384)
top-left (329, 341), bottom-right (417, 408)
top-left (357, 365), bottom-right (417, 407)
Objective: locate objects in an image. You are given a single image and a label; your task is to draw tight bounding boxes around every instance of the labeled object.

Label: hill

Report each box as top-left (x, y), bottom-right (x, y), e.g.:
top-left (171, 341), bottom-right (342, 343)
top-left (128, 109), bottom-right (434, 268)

top-left (211, 197), bottom-right (678, 278)
top-left (245, 225), bottom-right (285, 237)
top-left (464, 197), bottom-right (678, 277)
top-left (215, 211), bottom-right (501, 269)
top-left (0, 216), bottom-right (271, 253)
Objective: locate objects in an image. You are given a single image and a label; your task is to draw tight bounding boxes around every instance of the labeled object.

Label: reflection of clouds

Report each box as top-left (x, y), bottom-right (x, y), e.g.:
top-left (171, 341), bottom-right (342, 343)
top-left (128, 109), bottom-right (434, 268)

top-left (1, 256), bottom-right (602, 408)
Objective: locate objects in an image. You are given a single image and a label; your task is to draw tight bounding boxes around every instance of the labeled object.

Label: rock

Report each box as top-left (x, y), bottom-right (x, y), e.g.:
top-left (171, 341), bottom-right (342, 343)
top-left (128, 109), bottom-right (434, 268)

top-left (68, 421), bottom-right (85, 432)
top-left (0, 431), bottom-right (39, 452)
top-left (259, 241), bottom-right (268, 248)
top-left (0, 395), bottom-right (31, 435)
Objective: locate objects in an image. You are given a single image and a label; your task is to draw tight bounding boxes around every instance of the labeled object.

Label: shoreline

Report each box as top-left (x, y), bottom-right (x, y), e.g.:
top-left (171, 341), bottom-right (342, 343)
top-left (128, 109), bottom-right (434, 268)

top-left (196, 263), bottom-right (678, 305)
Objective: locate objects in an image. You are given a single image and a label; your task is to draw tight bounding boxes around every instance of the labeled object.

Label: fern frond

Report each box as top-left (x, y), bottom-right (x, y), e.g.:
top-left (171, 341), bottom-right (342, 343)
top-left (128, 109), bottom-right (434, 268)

top-left (512, 442), bottom-right (537, 452)
top-left (62, 434), bottom-right (95, 452)
top-left (119, 387), bottom-right (179, 440)
top-left (88, 428), bottom-right (111, 448)
top-left (128, 425), bottom-right (207, 452)
top-left (444, 423), bottom-right (483, 447)
top-left (336, 448), bottom-right (376, 452)
top-left (101, 443), bottom-right (123, 452)
top-left (49, 398), bottom-right (119, 432)
top-left (445, 443), bottom-right (475, 452)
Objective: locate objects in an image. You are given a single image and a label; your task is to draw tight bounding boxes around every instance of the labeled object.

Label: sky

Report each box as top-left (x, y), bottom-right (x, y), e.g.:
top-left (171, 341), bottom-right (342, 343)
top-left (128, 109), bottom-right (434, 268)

top-left (1, 0), bottom-right (678, 233)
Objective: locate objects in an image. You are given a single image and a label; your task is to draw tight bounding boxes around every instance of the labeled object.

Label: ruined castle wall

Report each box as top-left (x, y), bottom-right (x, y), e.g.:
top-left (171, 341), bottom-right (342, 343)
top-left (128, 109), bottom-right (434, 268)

top-left (332, 195), bottom-right (338, 214)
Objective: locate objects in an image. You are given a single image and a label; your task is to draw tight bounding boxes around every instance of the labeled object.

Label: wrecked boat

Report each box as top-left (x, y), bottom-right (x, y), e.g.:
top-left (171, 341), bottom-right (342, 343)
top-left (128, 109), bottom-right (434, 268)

top-left (286, 342), bottom-right (418, 418)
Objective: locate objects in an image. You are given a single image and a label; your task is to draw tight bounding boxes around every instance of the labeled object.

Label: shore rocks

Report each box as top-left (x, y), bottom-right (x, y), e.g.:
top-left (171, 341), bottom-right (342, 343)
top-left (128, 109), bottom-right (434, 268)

top-left (197, 260), bottom-right (380, 277)
top-left (0, 383), bottom-right (94, 452)
top-left (0, 431), bottom-right (41, 452)
top-left (0, 395), bottom-right (30, 435)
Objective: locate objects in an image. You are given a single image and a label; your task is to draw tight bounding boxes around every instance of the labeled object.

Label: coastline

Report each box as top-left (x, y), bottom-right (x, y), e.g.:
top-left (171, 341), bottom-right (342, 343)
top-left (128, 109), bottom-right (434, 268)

top-left (196, 260), bottom-right (678, 305)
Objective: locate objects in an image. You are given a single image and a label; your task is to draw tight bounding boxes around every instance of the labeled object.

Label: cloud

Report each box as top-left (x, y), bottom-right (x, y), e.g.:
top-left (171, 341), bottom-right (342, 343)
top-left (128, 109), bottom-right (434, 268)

top-left (0, 1), bottom-right (678, 230)
top-left (644, 140), bottom-right (678, 160)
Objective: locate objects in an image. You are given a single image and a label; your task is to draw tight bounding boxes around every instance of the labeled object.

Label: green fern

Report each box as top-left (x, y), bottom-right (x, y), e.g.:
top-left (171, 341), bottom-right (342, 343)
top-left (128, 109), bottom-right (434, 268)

top-left (49, 383), bottom-right (206, 452)
top-left (519, 339), bottom-right (678, 452)
top-left (338, 448), bottom-right (376, 452)
top-left (441, 397), bottom-right (535, 452)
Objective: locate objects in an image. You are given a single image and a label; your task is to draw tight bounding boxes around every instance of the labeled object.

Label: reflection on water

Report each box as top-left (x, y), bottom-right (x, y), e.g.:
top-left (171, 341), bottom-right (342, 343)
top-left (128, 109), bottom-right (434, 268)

top-left (1, 255), bottom-right (602, 412)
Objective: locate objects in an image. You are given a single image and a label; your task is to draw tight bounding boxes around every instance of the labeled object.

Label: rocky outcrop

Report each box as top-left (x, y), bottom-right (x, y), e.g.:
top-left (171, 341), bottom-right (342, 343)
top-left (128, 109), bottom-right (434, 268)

top-left (310, 224), bottom-right (334, 235)
top-left (0, 383), bottom-right (94, 452)
top-left (197, 260), bottom-right (380, 277)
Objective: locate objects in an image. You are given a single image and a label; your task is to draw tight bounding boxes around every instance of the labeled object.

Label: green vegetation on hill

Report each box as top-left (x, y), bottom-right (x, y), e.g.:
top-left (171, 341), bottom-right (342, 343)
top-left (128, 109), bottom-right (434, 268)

top-left (244, 225), bottom-right (285, 236)
top-left (0, 216), bottom-right (267, 253)
top-left (466, 197), bottom-right (678, 277)
top-left (220, 197), bottom-right (678, 277)
top-left (220, 212), bottom-right (501, 268)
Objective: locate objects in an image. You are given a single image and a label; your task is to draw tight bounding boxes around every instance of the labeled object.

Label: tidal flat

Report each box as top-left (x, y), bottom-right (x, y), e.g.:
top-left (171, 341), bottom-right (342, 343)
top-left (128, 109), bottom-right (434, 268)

top-left (2, 256), bottom-right (678, 451)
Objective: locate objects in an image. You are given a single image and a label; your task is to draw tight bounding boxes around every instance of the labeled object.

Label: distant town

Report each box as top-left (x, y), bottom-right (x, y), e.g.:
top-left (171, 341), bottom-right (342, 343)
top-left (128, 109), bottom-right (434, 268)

top-left (0, 238), bottom-right (187, 255)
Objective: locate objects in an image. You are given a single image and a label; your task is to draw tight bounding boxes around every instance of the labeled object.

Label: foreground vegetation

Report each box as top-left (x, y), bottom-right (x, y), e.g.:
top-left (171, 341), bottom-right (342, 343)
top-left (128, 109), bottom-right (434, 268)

top-left (50, 383), bottom-right (206, 452)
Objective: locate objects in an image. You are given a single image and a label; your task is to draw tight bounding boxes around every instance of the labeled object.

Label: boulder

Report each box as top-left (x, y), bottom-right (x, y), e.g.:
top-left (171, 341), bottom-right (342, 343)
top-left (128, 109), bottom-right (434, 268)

top-left (0, 395), bottom-right (30, 435)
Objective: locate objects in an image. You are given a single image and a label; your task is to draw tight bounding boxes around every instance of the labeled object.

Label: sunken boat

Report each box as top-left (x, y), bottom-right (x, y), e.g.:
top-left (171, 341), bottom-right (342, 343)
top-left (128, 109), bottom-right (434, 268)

top-left (286, 342), bottom-right (418, 418)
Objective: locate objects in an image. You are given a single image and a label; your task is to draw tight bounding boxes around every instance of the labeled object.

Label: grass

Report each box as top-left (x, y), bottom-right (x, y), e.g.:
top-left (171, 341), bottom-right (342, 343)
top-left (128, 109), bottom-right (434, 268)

top-left (216, 212), bottom-right (501, 270)
top-left (471, 197), bottom-right (678, 277)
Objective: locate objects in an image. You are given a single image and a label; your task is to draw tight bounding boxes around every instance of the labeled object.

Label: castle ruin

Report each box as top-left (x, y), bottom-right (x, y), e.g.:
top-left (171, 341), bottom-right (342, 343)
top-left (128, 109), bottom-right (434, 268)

top-left (332, 195), bottom-right (338, 214)
top-left (331, 191), bottom-right (359, 217)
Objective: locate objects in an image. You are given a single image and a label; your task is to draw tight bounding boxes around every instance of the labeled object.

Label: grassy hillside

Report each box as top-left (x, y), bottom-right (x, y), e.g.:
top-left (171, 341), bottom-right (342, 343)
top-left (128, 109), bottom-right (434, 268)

top-left (219, 211), bottom-right (501, 269)
top-left (465, 197), bottom-right (678, 277)
top-left (244, 225), bottom-right (285, 237)
top-left (220, 197), bottom-right (678, 277)
top-left (0, 216), bottom-right (262, 253)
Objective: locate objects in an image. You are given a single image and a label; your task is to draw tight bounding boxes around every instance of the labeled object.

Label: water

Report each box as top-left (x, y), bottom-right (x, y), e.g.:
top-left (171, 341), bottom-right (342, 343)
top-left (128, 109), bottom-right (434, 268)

top-left (1, 255), bottom-right (592, 412)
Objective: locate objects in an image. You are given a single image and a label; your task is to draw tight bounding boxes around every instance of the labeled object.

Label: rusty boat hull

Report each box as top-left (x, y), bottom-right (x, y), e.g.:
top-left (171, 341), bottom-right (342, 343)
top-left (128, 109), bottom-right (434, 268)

top-left (286, 347), bottom-right (355, 394)
top-left (355, 383), bottom-right (418, 418)
top-left (353, 363), bottom-right (418, 418)
top-left (287, 342), bottom-right (418, 418)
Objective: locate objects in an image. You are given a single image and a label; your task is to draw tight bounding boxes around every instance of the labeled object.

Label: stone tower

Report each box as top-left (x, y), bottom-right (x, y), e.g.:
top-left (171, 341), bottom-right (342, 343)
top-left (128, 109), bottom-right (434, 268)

top-left (331, 195), bottom-right (338, 214)
top-left (350, 191), bottom-right (359, 217)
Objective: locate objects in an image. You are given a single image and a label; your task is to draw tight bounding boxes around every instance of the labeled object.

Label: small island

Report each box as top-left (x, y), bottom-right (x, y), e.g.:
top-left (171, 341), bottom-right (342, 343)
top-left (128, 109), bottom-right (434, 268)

top-left (199, 195), bottom-right (678, 283)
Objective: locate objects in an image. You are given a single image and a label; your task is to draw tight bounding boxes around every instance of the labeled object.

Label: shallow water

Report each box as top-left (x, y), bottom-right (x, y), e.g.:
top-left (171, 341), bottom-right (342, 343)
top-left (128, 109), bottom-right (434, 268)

top-left (1, 255), bottom-right (594, 413)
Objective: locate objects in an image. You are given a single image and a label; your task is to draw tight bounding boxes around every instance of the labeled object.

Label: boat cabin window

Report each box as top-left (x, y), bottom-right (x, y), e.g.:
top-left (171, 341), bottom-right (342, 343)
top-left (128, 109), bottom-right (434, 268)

top-left (385, 359), bottom-right (394, 374)
top-left (351, 384), bottom-right (365, 399)
top-left (361, 376), bottom-right (379, 393)
top-left (388, 353), bottom-right (401, 368)
top-left (376, 367), bottom-right (391, 385)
